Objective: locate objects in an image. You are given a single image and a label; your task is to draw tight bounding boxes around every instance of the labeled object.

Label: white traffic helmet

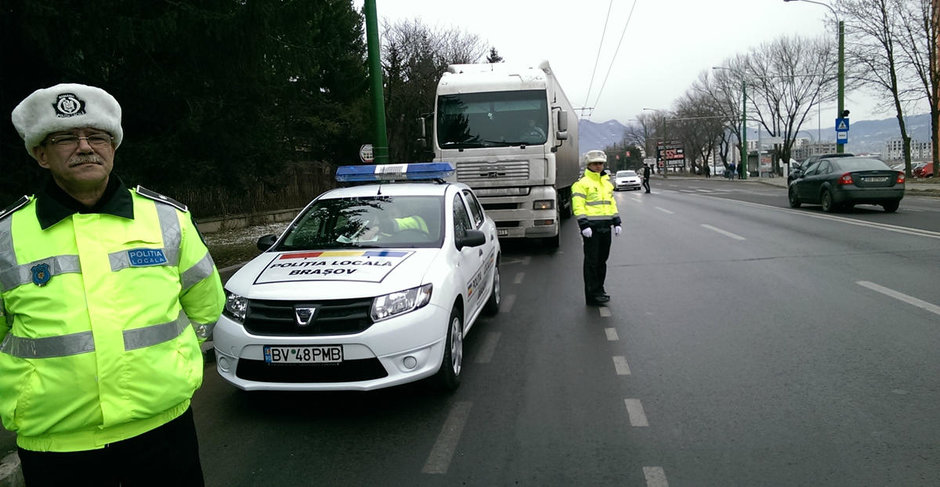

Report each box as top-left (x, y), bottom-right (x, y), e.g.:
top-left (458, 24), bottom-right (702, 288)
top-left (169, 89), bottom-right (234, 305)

top-left (583, 150), bottom-right (607, 164)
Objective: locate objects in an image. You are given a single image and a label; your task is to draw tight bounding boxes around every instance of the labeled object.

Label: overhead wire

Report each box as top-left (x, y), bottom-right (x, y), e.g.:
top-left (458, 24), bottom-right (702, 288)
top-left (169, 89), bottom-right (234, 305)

top-left (589, 0), bottom-right (638, 118)
top-left (581, 0), bottom-right (615, 118)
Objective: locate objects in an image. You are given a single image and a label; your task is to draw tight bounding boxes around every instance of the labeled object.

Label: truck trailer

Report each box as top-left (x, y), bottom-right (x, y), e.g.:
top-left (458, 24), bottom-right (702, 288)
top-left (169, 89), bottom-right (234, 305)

top-left (431, 60), bottom-right (579, 248)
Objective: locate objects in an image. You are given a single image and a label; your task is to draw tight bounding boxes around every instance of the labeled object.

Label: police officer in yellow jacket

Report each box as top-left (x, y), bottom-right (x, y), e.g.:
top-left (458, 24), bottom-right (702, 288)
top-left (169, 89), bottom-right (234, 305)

top-left (1, 83), bottom-right (225, 485)
top-left (572, 150), bottom-right (622, 306)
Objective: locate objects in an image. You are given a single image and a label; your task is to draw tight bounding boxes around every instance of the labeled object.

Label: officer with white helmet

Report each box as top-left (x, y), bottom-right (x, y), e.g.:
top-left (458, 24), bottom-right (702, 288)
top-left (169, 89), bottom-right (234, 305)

top-left (572, 150), bottom-right (622, 305)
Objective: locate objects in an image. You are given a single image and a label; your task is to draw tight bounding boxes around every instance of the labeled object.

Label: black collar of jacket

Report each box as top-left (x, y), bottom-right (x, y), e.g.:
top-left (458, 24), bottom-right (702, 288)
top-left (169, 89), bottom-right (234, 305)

top-left (36, 176), bottom-right (134, 229)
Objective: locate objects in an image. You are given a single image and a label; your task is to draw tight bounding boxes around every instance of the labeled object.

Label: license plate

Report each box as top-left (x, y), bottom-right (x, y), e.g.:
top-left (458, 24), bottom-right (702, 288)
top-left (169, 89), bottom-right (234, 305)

top-left (497, 229), bottom-right (509, 236)
top-left (264, 345), bottom-right (343, 364)
top-left (863, 176), bottom-right (889, 183)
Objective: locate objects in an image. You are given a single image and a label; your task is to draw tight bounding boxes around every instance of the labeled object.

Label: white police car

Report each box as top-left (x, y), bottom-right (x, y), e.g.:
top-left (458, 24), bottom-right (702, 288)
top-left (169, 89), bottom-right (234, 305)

top-left (214, 163), bottom-right (500, 391)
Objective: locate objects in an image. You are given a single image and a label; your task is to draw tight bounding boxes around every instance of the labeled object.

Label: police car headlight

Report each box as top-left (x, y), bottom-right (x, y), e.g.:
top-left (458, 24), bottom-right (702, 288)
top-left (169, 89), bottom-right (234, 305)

top-left (371, 284), bottom-right (432, 322)
top-left (224, 291), bottom-right (249, 323)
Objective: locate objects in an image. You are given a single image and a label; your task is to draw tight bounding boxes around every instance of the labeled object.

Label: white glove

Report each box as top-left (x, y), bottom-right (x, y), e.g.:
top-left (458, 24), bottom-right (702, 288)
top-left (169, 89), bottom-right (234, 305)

top-left (581, 227), bottom-right (593, 238)
top-left (614, 225), bottom-right (622, 236)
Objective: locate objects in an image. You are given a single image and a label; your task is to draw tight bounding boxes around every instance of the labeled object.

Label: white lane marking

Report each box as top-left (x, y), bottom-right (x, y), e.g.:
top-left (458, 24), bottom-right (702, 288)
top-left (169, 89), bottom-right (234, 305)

top-left (513, 272), bottom-right (524, 284)
top-left (613, 356), bottom-right (631, 375)
top-left (857, 281), bottom-right (940, 316)
top-left (599, 306), bottom-right (612, 318)
top-left (655, 207), bottom-right (674, 214)
top-left (701, 223), bottom-right (746, 241)
top-left (475, 332), bottom-right (501, 363)
top-left (624, 399), bottom-right (649, 427)
top-left (605, 327), bottom-right (619, 341)
top-left (499, 294), bottom-right (516, 314)
top-left (422, 401), bottom-right (473, 474)
top-left (643, 466), bottom-right (669, 487)
top-left (523, 256), bottom-right (532, 265)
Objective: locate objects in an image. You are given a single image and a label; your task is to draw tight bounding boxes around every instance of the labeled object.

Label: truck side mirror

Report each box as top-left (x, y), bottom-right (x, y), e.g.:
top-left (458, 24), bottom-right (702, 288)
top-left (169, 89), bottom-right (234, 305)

top-left (416, 116), bottom-right (428, 148)
top-left (556, 108), bottom-right (568, 133)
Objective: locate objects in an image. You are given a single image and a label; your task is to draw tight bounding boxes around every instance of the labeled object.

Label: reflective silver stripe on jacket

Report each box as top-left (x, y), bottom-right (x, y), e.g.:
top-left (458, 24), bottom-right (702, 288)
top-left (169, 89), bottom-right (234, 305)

top-left (108, 203), bottom-right (181, 271)
top-left (584, 215), bottom-right (620, 221)
top-left (123, 310), bottom-right (190, 351)
top-left (192, 319), bottom-right (217, 340)
top-left (571, 192), bottom-right (586, 199)
top-left (585, 200), bottom-right (612, 206)
top-left (181, 252), bottom-right (216, 290)
top-left (0, 255), bottom-right (82, 292)
top-left (0, 330), bottom-right (95, 358)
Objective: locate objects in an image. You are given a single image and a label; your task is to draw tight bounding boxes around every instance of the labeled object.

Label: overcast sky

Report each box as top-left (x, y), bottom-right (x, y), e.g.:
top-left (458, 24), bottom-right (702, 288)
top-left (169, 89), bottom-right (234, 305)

top-left (354, 0), bottom-right (925, 126)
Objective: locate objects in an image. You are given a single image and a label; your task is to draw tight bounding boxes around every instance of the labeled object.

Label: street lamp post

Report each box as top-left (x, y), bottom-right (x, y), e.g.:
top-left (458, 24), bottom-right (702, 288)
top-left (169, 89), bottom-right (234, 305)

top-left (784, 0), bottom-right (845, 153)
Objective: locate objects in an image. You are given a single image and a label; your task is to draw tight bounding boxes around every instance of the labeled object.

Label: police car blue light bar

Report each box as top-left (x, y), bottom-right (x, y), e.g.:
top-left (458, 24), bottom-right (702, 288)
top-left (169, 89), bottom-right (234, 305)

top-left (336, 162), bottom-right (455, 182)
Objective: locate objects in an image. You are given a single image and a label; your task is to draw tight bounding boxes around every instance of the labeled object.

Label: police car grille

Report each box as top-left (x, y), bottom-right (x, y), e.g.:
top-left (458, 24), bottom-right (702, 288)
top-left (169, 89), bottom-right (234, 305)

top-left (244, 298), bottom-right (374, 336)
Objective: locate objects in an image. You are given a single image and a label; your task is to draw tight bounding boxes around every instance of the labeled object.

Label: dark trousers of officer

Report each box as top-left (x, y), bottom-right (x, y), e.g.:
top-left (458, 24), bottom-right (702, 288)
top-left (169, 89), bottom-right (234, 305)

top-left (582, 225), bottom-right (612, 300)
top-left (18, 407), bottom-right (204, 487)
top-left (642, 177), bottom-right (650, 193)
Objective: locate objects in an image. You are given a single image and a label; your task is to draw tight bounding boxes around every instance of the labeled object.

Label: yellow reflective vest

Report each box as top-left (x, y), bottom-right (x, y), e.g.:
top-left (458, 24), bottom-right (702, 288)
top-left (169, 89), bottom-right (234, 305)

top-left (572, 170), bottom-right (622, 229)
top-left (0, 182), bottom-right (224, 452)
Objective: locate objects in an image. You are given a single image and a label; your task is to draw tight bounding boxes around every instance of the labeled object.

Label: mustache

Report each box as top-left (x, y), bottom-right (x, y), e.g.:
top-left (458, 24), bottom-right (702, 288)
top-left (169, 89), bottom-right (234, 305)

top-left (68, 155), bottom-right (104, 167)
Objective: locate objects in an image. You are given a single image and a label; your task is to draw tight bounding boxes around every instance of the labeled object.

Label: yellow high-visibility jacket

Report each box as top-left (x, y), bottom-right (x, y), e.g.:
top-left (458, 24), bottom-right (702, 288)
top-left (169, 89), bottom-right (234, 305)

top-left (0, 181), bottom-right (224, 452)
top-left (572, 170), bottom-right (622, 229)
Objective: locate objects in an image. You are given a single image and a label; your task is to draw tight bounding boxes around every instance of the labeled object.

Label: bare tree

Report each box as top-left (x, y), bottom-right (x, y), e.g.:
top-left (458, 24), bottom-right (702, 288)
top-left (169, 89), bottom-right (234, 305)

top-left (673, 84), bottom-right (726, 175)
top-left (747, 35), bottom-right (838, 174)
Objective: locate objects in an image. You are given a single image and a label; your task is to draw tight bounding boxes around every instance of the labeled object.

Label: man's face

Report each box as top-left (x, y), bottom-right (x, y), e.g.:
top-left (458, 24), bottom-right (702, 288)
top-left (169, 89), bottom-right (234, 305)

top-left (32, 129), bottom-right (115, 192)
top-left (587, 161), bottom-right (604, 173)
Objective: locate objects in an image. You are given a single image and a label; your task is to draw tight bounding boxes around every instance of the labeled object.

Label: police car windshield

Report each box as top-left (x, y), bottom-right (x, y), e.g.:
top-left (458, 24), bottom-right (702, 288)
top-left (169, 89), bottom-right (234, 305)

top-left (277, 196), bottom-right (444, 250)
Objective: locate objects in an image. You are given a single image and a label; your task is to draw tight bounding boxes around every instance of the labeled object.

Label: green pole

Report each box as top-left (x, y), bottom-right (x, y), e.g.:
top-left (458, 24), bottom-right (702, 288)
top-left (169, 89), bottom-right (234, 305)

top-left (740, 78), bottom-right (748, 180)
top-left (836, 19), bottom-right (845, 154)
top-left (364, 0), bottom-right (389, 163)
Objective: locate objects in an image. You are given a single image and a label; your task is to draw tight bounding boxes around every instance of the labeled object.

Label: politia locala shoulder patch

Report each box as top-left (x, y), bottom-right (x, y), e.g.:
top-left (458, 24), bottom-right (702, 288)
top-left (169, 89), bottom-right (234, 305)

top-left (54, 93), bottom-right (86, 118)
top-left (31, 263), bottom-right (52, 286)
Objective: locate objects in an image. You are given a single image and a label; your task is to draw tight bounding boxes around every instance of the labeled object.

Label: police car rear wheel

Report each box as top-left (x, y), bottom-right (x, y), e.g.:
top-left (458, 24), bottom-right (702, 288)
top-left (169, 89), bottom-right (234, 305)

top-left (432, 306), bottom-right (463, 391)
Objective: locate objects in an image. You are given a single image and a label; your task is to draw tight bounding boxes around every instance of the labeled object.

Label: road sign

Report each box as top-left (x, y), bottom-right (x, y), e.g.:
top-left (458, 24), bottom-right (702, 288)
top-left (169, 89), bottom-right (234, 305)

top-left (835, 118), bottom-right (850, 132)
top-left (837, 131), bottom-right (848, 143)
top-left (359, 144), bottom-right (374, 163)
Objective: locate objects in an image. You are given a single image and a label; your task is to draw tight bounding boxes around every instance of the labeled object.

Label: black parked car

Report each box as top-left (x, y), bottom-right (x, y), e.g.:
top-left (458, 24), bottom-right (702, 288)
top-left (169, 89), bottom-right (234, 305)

top-left (788, 156), bottom-right (905, 212)
top-left (788, 152), bottom-right (855, 183)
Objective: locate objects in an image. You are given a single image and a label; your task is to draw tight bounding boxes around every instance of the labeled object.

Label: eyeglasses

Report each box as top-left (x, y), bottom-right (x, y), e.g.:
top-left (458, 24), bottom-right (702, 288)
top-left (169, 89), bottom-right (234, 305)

top-left (46, 134), bottom-right (113, 150)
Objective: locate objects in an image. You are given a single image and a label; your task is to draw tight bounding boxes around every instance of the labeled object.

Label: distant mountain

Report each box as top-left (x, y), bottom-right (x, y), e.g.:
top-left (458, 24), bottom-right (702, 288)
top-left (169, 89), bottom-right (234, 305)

top-left (578, 119), bottom-right (629, 153)
top-left (579, 114), bottom-right (934, 156)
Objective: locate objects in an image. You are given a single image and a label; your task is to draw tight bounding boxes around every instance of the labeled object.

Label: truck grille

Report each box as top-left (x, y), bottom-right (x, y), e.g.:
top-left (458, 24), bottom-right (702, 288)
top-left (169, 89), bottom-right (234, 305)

top-left (455, 160), bottom-right (530, 183)
top-left (244, 298), bottom-right (374, 336)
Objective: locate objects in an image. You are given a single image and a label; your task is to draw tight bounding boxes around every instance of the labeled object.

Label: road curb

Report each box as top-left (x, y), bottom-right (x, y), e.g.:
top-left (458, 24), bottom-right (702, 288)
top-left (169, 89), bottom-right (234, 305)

top-left (0, 452), bottom-right (23, 487)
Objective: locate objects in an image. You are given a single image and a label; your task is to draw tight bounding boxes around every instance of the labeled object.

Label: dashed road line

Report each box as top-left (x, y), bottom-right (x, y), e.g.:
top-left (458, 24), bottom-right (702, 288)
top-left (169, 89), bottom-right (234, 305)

top-left (613, 356), bottom-right (631, 375)
top-left (605, 327), bottom-right (619, 341)
top-left (655, 207), bottom-right (674, 214)
top-left (422, 401), bottom-right (473, 474)
top-left (475, 332), bottom-right (501, 363)
top-left (624, 399), bottom-right (649, 427)
top-left (643, 466), bottom-right (669, 487)
top-left (857, 281), bottom-right (940, 316)
top-left (499, 294), bottom-right (515, 314)
top-left (701, 223), bottom-right (746, 241)
top-left (599, 306), bottom-right (612, 317)
top-left (513, 272), bottom-right (524, 284)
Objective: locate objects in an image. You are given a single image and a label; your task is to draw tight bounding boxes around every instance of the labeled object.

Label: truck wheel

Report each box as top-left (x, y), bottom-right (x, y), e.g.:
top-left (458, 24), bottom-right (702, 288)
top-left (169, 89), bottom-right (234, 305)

top-left (431, 305), bottom-right (463, 391)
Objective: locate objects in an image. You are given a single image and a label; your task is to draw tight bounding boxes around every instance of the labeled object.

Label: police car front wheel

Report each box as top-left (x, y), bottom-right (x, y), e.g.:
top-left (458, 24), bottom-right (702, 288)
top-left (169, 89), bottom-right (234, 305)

top-left (431, 305), bottom-right (463, 391)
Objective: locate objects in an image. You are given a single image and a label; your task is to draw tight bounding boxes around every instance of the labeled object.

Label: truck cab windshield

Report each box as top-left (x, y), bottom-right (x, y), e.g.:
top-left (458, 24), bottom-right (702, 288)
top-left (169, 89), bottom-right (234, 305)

top-left (437, 90), bottom-right (548, 149)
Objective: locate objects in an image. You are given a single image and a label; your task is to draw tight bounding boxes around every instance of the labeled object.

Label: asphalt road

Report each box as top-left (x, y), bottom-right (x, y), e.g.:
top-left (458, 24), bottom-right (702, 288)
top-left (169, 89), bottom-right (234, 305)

top-left (3, 178), bottom-right (939, 486)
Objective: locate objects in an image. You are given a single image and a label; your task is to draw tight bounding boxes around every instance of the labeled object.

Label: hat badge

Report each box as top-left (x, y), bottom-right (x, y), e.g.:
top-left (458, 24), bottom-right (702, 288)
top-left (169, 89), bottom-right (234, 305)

top-left (53, 93), bottom-right (86, 118)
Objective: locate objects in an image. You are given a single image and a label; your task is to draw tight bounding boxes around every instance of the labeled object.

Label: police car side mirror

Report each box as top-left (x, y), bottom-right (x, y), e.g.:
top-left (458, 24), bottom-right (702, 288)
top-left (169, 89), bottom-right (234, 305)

top-left (456, 229), bottom-right (486, 249)
top-left (257, 234), bottom-right (278, 251)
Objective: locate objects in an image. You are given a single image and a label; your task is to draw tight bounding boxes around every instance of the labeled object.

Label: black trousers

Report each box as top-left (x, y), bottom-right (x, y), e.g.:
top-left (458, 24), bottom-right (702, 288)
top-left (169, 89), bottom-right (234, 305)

top-left (18, 407), bottom-right (204, 487)
top-left (642, 177), bottom-right (650, 192)
top-left (582, 226), bottom-right (612, 299)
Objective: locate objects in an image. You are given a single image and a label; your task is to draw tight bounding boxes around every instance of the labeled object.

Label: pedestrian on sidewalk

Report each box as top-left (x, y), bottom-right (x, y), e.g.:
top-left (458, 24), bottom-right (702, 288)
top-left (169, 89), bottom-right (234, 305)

top-left (2, 83), bottom-right (225, 485)
top-left (572, 150), bottom-right (622, 306)
top-left (642, 163), bottom-right (651, 193)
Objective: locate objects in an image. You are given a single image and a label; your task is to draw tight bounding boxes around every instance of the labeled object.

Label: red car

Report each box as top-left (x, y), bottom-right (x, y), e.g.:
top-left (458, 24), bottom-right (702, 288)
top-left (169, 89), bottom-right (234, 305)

top-left (913, 162), bottom-right (934, 178)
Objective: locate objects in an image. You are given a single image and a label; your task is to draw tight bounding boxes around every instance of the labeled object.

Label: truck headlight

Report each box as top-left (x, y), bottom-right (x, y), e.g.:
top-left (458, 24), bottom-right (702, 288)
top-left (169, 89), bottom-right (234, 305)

top-left (224, 291), bottom-right (249, 323)
top-left (533, 199), bottom-right (555, 210)
top-left (371, 284), bottom-right (432, 322)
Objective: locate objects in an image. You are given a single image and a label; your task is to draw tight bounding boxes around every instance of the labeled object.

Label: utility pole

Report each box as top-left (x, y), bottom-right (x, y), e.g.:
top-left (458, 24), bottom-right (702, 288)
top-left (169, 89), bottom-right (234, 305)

top-left (363, 0), bottom-right (389, 163)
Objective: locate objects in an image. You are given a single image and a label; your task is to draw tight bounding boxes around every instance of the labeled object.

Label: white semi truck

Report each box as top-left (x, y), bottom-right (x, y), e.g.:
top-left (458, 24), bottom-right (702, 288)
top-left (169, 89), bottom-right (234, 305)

top-left (431, 60), bottom-right (579, 248)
